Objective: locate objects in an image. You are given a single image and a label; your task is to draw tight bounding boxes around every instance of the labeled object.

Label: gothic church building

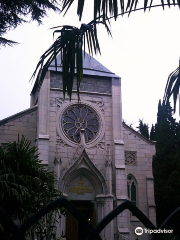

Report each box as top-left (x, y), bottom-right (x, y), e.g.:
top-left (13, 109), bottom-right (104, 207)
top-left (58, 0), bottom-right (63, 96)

top-left (0, 53), bottom-right (156, 240)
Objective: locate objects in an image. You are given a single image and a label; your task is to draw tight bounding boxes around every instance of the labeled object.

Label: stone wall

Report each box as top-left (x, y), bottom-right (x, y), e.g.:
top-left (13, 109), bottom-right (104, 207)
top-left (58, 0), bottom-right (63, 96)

top-left (123, 124), bottom-right (156, 239)
top-left (50, 72), bottom-right (112, 94)
top-left (0, 61), bottom-right (156, 239)
top-left (48, 88), bottom-right (113, 175)
top-left (0, 107), bottom-right (37, 145)
top-left (47, 87), bottom-right (115, 239)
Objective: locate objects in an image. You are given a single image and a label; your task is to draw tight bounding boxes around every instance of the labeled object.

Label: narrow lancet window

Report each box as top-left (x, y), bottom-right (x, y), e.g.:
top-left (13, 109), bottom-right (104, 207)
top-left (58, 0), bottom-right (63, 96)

top-left (127, 174), bottom-right (137, 207)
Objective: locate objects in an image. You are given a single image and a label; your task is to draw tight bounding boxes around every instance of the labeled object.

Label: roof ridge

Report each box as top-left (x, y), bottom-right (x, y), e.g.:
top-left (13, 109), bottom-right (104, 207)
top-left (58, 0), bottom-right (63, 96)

top-left (0, 105), bottom-right (38, 126)
top-left (122, 122), bottom-right (156, 145)
top-left (49, 52), bottom-right (114, 74)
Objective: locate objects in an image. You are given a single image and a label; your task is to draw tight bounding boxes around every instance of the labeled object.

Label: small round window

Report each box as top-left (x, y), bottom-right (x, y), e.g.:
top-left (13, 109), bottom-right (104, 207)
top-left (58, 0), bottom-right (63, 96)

top-left (61, 104), bottom-right (99, 143)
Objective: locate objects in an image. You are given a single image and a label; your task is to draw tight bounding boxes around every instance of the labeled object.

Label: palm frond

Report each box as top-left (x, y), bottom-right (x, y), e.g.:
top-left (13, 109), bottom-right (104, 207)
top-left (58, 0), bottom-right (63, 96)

top-left (0, 37), bottom-right (19, 47)
top-left (61, 0), bottom-right (180, 21)
top-left (164, 60), bottom-right (180, 113)
top-left (0, 135), bottom-right (60, 218)
top-left (31, 18), bottom-right (111, 99)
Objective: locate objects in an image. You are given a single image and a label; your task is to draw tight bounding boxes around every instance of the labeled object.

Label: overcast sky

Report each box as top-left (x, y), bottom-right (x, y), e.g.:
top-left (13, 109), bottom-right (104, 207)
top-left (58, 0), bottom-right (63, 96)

top-left (0, 4), bottom-right (180, 130)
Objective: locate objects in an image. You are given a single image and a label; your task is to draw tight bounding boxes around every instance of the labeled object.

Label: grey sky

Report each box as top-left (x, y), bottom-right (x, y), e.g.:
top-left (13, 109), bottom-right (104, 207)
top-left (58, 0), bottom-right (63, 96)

top-left (0, 5), bottom-right (180, 129)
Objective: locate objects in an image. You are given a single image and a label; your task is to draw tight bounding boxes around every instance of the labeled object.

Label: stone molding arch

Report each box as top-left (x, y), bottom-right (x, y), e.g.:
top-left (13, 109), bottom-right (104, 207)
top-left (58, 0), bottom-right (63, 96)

top-left (60, 150), bottom-right (108, 196)
top-left (127, 173), bottom-right (138, 186)
top-left (127, 173), bottom-right (138, 207)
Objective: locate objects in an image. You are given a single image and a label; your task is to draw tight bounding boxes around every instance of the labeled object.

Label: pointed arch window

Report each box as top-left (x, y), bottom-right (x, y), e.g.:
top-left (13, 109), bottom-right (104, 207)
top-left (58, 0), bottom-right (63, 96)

top-left (127, 174), bottom-right (137, 207)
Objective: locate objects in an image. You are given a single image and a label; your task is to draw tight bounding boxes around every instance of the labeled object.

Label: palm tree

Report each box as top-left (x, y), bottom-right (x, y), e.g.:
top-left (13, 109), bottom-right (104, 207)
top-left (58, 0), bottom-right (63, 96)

top-left (31, 19), bottom-right (111, 100)
top-left (1, 1), bottom-right (180, 104)
top-left (31, 0), bottom-right (180, 100)
top-left (0, 135), bottom-right (62, 239)
top-left (164, 59), bottom-right (180, 113)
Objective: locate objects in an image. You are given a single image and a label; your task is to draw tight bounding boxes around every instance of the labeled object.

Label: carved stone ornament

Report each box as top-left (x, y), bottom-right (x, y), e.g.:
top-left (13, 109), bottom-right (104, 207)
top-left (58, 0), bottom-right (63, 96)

top-left (105, 144), bottom-right (112, 167)
top-left (125, 151), bottom-right (136, 165)
top-left (53, 157), bottom-right (61, 165)
top-left (56, 134), bottom-right (69, 147)
top-left (56, 97), bottom-right (67, 108)
top-left (96, 142), bottom-right (105, 150)
top-left (95, 133), bottom-right (105, 150)
top-left (89, 100), bottom-right (105, 113)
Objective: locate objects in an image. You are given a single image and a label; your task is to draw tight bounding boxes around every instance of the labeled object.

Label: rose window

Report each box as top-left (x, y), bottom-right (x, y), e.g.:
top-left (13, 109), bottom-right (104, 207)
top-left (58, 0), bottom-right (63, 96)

top-left (62, 104), bottom-right (99, 143)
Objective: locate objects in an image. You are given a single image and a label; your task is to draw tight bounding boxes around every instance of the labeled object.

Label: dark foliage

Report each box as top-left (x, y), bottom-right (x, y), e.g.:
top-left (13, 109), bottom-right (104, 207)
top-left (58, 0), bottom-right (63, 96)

top-left (164, 60), bottom-right (180, 113)
top-left (0, 37), bottom-right (18, 47)
top-left (0, 0), bottom-right (60, 46)
top-left (61, 0), bottom-right (180, 22)
top-left (153, 100), bottom-right (180, 236)
top-left (32, 0), bottom-right (180, 99)
top-left (31, 19), bottom-right (111, 100)
top-left (137, 119), bottom-right (149, 139)
top-left (0, 135), bottom-right (62, 239)
top-left (1, 0), bottom-right (180, 100)
top-left (150, 124), bottom-right (156, 141)
top-left (155, 100), bottom-right (177, 157)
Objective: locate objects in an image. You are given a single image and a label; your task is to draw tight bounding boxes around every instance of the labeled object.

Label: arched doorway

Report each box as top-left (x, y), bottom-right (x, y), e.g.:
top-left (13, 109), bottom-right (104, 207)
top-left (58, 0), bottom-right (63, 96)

top-left (66, 200), bottom-right (96, 240)
top-left (65, 174), bottom-right (96, 240)
top-left (61, 155), bottom-right (108, 240)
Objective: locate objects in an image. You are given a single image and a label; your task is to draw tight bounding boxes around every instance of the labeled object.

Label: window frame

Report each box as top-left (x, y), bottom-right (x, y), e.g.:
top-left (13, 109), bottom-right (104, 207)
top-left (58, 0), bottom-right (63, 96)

top-left (127, 174), bottom-right (138, 215)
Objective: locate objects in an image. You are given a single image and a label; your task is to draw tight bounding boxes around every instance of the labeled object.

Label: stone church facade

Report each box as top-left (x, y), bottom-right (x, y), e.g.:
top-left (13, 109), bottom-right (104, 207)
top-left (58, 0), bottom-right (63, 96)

top-left (0, 53), bottom-right (156, 240)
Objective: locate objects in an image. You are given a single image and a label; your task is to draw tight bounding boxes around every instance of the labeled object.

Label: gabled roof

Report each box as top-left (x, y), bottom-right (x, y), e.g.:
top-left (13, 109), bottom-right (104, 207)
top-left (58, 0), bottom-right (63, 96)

top-left (31, 52), bottom-right (119, 94)
top-left (0, 106), bottom-right (37, 125)
top-left (122, 122), bottom-right (156, 145)
top-left (48, 52), bottom-right (119, 78)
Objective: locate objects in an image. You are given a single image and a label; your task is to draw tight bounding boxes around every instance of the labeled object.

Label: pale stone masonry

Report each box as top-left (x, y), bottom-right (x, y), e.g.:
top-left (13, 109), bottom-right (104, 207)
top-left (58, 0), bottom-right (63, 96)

top-left (0, 106), bottom-right (37, 144)
top-left (0, 53), bottom-right (156, 240)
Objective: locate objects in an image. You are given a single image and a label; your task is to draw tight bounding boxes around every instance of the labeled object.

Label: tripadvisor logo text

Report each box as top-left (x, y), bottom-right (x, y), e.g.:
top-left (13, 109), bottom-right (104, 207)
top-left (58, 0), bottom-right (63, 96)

top-left (135, 227), bottom-right (173, 235)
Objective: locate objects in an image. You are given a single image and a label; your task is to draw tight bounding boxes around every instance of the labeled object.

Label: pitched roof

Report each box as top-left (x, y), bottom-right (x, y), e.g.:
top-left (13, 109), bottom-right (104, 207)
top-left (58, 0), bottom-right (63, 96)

top-left (122, 122), bottom-right (156, 145)
top-left (0, 105), bottom-right (37, 125)
top-left (48, 52), bottom-right (119, 78)
top-left (31, 52), bottom-right (119, 94)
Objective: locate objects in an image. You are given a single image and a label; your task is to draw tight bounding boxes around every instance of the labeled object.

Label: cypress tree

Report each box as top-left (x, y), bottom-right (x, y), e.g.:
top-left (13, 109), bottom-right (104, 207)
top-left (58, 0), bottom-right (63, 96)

top-left (155, 100), bottom-right (177, 157)
top-left (153, 100), bottom-right (180, 235)
top-left (150, 124), bottom-right (156, 141)
top-left (137, 119), bottom-right (149, 139)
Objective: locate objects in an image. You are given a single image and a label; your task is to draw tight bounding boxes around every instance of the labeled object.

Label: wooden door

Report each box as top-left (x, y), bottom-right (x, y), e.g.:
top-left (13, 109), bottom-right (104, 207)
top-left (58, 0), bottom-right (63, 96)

top-left (66, 212), bottom-right (78, 240)
top-left (66, 201), bottom-right (95, 240)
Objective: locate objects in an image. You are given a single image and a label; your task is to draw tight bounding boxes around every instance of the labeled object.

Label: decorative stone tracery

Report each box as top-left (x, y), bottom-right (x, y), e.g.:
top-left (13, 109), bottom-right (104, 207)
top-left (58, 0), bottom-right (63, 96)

top-left (56, 100), bottom-right (105, 148)
top-left (61, 104), bottom-right (99, 143)
top-left (125, 151), bottom-right (136, 165)
top-left (89, 100), bottom-right (105, 113)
